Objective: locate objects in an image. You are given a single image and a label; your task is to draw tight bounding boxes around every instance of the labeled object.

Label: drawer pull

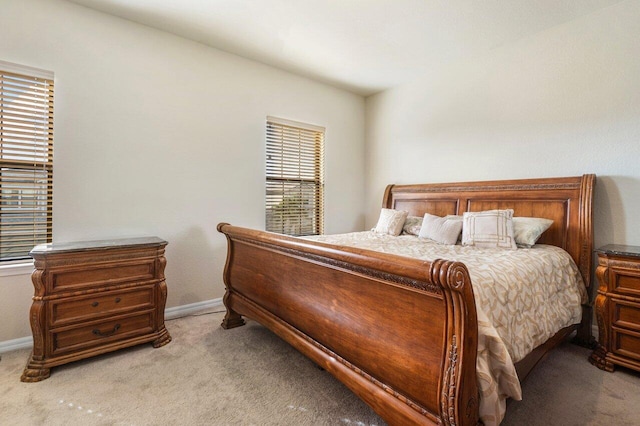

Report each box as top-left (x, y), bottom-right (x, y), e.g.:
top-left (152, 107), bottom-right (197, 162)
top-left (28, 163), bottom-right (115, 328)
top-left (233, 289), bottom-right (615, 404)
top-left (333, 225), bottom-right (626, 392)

top-left (115, 297), bottom-right (121, 303)
top-left (92, 324), bottom-right (121, 337)
top-left (91, 302), bottom-right (99, 307)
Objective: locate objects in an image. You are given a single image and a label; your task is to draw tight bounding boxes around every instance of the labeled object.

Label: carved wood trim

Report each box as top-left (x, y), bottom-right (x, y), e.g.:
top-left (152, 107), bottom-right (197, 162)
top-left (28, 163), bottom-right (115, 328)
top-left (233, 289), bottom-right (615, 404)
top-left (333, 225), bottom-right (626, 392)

top-left (578, 174), bottom-right (595, 289)
top-left (589, 344), bottom-right (614, 372)
top-left (156, 251), bottom-right (167, 280)
top-left (594, 293), bottom-right (608, 348)
top-left (29, 301), bottom-right (45, 361)
top-left (431, 259), bottom-right (479, 426)
top-left (392, 182), bottom-right (581, 194)
top-left (31, 268), bottom-right (45, 298)
top-left (230, 234), bottom-right (443, 295)
top-left (442, 335), bottom-right (459, 426)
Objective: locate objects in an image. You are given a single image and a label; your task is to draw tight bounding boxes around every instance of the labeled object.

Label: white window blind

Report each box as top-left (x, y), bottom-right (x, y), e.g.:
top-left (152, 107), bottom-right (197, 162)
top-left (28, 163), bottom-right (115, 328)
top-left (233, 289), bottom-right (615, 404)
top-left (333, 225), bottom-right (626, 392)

top-left (0, 62), bottom-right (54, 262)
top-left (266, 117), bottom-right (324, 236)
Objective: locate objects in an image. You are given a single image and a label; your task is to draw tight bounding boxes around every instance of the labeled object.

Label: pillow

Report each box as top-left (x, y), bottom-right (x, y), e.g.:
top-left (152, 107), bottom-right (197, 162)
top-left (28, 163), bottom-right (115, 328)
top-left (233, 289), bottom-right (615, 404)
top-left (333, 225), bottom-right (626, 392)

top-left (513, 217), bottom-right (553, 248)
top-left (418, 213), bottom-right (463, 245)
top-left (444, 214), bottom-right (463, 222)
top-left (402, 216), bottom-right (423, 236)
top-left (444, 215), bottom-right (464, 243)
top-left (373, 208), bottom-right (408, 236)
top-left (462, 209), bottom-right (517, 249)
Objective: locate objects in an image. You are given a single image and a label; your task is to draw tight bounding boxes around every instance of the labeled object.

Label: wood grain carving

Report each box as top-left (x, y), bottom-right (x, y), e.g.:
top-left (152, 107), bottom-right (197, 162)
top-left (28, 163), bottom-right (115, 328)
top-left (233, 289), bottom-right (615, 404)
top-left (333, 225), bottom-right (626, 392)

top-left (433, 260), bottom-right (478, 426)
top-left (442, 336), bottom-right (459, 425)
top-left (590, 283), bottom-right (612, 371)
top-left (218, 174), bottom-right (594, 426)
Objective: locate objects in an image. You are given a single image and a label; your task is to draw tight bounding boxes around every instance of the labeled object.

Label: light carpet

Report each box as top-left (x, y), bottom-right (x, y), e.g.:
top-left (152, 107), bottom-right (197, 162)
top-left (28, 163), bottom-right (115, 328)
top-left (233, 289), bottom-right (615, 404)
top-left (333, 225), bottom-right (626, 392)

top-left (1, 311), bottom-right (638, 425)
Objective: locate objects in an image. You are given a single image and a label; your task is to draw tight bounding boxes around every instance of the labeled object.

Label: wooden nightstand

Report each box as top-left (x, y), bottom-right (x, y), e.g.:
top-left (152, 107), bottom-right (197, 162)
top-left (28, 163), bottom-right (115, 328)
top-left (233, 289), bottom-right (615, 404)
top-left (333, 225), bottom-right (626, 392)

top-left (590, 244), bottom-right (640, 373)
top-left (21, 237), bottom-right (172, 382)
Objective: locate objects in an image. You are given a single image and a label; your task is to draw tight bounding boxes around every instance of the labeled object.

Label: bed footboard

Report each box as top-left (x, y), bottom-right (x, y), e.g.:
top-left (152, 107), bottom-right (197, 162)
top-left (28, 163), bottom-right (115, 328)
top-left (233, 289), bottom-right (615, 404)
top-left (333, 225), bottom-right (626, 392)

top-left (217, 223), bottom-right (480, 426)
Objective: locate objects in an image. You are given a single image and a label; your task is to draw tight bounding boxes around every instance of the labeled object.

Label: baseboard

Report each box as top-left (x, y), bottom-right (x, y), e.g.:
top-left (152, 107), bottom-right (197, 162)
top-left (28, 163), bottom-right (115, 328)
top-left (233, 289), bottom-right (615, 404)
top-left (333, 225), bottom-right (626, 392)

top-left (0, 336), bottom-right (33, 354)
top-left (0, 298), bottom-right (224, 354)
top-left (164, 298), bottom-right (224, 320)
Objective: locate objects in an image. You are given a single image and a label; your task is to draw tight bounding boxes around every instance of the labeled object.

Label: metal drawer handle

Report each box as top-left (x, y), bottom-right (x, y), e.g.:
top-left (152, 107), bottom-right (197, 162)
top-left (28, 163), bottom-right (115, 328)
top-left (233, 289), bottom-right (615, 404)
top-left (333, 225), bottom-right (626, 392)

top-left (92, 323), bottom-right (121, 337)
top-left (115, 297), bottom-right (121, 303)
top-left (91, 302), bottom-right (99, 307)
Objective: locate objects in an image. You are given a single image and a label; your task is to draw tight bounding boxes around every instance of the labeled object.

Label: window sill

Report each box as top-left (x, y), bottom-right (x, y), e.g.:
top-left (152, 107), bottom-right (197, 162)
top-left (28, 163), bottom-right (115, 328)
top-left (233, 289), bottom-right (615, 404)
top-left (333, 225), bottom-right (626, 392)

top-left (0, 261), bottom-right (34, 277)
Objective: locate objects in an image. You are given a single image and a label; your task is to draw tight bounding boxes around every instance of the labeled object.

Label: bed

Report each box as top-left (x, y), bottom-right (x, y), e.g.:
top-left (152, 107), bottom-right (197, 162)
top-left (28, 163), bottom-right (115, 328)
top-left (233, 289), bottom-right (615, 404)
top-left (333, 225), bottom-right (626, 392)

top-left (217, 174), bottom-right (595, 426)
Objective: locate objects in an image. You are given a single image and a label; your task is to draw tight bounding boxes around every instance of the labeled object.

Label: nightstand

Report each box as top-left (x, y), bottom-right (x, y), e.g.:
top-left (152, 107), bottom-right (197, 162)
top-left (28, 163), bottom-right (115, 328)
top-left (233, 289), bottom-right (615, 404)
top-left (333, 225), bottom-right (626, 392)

top-left (21, 237), bottom-right (172, 382)
top-left (590, 244), bottom-right (640, 373)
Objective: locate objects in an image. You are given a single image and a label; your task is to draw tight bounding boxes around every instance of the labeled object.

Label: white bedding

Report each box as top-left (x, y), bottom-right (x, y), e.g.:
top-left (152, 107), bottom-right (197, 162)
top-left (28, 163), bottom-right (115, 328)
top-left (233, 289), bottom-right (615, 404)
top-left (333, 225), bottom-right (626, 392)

top-left (306, 231), bottom-right (587, 425)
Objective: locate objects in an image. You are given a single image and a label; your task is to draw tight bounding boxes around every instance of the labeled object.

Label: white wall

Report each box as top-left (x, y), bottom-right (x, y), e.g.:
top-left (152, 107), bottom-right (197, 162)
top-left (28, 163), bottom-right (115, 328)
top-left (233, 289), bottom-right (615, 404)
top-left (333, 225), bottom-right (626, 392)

top-left (365, 1), bottom-right (640, 250)
top-left (0, 0), bottom-right (365, 343)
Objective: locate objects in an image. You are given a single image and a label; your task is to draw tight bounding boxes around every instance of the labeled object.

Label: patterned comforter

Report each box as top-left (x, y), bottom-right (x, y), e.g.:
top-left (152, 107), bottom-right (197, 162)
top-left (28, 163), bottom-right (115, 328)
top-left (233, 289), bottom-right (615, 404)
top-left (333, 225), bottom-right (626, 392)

top-left (306, 232), bottom-right (586, 425)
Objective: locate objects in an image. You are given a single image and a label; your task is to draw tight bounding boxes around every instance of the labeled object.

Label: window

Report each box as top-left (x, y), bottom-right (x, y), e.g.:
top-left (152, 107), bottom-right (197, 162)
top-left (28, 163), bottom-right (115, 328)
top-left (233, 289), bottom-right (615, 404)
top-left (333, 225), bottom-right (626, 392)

top-left (0, 61), bottom-right (54, 262)
top-left (265, 116), bottom-right (324, 236)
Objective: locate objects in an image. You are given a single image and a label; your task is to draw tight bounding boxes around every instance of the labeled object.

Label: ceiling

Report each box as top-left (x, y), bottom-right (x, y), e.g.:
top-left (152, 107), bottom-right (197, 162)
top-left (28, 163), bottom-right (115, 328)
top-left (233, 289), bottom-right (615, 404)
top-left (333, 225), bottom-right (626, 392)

top-left (67, 0), bottom-right (622, 96)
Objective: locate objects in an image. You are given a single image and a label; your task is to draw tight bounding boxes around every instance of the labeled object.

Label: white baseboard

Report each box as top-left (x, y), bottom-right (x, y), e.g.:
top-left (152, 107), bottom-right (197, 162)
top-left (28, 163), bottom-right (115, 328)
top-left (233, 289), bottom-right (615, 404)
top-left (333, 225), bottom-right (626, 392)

top-left (164, 298), bottom-right (224, 320)
top-left (0, 336), bottom-right (33, 353)
top-left (0, 298), bottom-right (224, 354)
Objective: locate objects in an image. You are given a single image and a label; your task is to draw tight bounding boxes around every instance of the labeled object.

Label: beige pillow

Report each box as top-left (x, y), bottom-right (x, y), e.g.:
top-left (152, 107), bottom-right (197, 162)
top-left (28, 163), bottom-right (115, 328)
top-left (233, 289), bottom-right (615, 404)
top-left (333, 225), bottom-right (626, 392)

top-left (418, 213), bottom-right (463, 245)
top-left (513, 217), bottom-right (553, 247)
top-left (373, 208), bottom-right (408, 236)
top-left (462, 209), bottom-right (516, 249)
top-left (402, 216), bottom-right (423, 236)
top-left (444, 215), bottom-right (464, 243)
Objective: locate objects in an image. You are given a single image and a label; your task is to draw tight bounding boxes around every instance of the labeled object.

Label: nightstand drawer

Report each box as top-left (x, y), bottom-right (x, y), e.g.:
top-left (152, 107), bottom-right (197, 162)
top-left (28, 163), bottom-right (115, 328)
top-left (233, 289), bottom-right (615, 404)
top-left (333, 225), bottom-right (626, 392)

top-left (49, 259), bottom-right (156, 293)
top-left (52, 312), bottom-right (155, 354)
top-left (612, 327), bottom-right (640, 361)
top-left (611, 267), bottom-right (640, 297)
top-left (50, 286), bottom-right (155, 327)
top-left (611, 298), bottom-right (640, 332)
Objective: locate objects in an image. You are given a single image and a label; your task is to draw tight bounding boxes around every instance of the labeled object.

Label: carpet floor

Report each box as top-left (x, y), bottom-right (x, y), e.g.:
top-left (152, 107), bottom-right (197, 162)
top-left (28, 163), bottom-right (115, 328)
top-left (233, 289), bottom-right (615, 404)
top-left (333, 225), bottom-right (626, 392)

top-left (1, 311), bottom-right (639, 425)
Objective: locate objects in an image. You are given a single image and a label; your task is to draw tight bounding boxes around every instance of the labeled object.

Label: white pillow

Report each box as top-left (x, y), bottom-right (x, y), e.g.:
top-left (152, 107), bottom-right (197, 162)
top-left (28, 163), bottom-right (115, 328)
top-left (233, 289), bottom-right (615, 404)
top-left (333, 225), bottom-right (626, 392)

top-left (402, 216), bottom-right (423, 236)
top-left (444, 215), bottom-right (464, 243)
top-left (418, 213), bottom-right (463, 245)
top-left (513, 217), bottom-right (553, 248)
top-left (462, 209), bottom-right (516, 249)
top-left (373, 208), bottom-right (408, 236)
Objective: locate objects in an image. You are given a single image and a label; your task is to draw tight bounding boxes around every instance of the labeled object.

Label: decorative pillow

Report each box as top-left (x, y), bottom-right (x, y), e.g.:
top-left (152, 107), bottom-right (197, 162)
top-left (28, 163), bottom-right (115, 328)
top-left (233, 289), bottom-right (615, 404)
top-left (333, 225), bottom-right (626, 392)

top-left (444, 215), bottom-right (464, 243)
top-left (373, 208), bottom-right (408, 236)
top-left (444, 215), bottom-right (463, 222)
top-left (462, 209), bottom-right (517, 249)
top-left (418, 213), bottom-right (463, 245)
top-left (513, 217), bottom-right (553, 248)
top-left (402, 216), bottom-right (423, 236)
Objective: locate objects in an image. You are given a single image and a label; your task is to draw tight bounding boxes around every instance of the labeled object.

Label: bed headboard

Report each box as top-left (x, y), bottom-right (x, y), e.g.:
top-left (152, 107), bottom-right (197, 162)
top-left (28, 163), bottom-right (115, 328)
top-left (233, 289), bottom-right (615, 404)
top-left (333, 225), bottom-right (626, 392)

top-left (383, 174), bottom-right (596, 288)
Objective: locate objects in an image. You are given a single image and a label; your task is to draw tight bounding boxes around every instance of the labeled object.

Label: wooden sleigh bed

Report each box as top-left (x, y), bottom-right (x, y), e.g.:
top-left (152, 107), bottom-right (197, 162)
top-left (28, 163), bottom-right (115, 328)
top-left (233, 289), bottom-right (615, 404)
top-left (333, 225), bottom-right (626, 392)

top-left (217, 174), bottom-right (595, 426)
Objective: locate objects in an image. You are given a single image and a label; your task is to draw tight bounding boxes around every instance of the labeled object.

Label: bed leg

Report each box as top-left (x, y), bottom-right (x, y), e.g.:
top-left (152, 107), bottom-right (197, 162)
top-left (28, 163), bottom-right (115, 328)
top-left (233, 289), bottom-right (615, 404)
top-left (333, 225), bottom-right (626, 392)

top-left (221, 289), bottom-right (245, 329)
top-left (572, 304), bottom-right (596, 349)
top-left (221, 310), bottom-right (245, 329)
